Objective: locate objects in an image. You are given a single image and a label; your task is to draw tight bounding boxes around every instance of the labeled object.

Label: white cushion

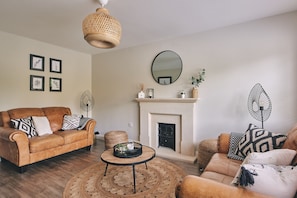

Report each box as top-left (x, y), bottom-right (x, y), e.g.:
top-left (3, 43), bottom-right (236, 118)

top-left (232, 149), bottom-right (296, 185)
top-left (32, 116), bottom-right (53, 136)
top-left (242, 164), bottom-right (297, 198)
top-left (244, 149), bottom-right (296, 166)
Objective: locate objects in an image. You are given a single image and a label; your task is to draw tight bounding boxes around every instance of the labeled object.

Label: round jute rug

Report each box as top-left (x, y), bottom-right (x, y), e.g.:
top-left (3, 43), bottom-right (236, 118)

top-left (63, 157), bottom-right (186, 198)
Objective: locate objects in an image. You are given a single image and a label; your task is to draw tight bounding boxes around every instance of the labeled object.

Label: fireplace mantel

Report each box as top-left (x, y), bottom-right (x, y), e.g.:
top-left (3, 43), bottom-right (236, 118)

top-left (136, 98), bottom-right (197, 163)
top-left (135, 98), bottom-right (197, 103)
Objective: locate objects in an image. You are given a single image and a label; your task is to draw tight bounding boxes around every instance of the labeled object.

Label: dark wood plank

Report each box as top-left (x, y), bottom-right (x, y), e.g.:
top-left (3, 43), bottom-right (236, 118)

top-left (0, 139), bottom-right (198, 197)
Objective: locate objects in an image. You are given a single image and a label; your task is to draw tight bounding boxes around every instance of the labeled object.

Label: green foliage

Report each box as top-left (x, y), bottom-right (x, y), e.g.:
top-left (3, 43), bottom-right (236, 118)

top-left (192, 68), bottom-right (206, 87)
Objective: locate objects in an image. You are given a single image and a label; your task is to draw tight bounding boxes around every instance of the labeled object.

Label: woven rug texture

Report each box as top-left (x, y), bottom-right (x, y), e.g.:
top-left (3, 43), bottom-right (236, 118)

top-left (63, 157), bottom-right (186, 198)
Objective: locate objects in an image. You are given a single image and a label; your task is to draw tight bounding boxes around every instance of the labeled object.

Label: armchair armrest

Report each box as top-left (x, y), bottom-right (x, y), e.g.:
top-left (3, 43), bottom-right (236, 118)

top-left (176, 175), bottom-right (271, 198)
top-left (218, 133), bottom-right (231, 154)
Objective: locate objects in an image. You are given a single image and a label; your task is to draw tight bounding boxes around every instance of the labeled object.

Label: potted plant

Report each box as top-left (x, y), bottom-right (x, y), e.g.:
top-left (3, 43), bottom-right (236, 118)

top-left (191, 68), bottom-right (206, 98)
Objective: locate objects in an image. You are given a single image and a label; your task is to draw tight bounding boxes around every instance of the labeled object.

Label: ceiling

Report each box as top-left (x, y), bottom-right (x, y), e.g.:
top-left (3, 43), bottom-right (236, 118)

top-left (1, 0), bottom-right (297, 55)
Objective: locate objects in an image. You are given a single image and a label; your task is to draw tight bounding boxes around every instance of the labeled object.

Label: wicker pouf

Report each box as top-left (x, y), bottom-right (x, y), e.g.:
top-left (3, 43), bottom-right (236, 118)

top-left (104, 130), bottom-right (128, 150)
top-left (197, 139), bottom-right (218, 171)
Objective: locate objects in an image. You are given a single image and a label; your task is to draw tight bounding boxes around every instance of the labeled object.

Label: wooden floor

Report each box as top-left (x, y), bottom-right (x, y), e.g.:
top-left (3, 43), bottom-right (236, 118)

top-left (0, 139), bottom-right (199, 197)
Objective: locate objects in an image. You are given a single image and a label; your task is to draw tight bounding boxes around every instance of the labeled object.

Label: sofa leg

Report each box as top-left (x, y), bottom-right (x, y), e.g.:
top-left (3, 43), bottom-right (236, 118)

top-left (19, 166), bottom-right (27, 173)
top-left (85, 145), bottom-right (92, 151)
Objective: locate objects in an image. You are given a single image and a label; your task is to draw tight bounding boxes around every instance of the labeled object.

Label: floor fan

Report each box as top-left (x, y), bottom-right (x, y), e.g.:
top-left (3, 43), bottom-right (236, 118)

top-left (247, 83), bottom-right (272, 128)
top-left (80, 90), bottom-right (95, 118)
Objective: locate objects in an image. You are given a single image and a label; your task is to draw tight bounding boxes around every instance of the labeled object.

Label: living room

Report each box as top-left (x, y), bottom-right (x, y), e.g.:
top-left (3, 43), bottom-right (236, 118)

top-left (0, 1), bottom-right (297, 197)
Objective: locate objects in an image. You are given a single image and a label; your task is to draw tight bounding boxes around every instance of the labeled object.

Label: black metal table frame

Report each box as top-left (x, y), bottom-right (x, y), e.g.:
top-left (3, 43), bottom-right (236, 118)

top-left (101, 151), bottom-right (155, 193)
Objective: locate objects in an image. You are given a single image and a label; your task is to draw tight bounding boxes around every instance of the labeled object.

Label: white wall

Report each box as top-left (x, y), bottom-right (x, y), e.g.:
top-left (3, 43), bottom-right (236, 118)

top-left (0, 31), bottom-right (92, 115)
top-left (92, 11), bottom-right (297, 143)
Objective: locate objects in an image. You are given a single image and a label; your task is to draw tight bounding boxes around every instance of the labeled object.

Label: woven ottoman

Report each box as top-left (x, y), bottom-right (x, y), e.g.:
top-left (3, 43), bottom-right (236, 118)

top-left (104, 130), bottom-right (128, 150)
top-left (197, 138), bottom-right (218, 172)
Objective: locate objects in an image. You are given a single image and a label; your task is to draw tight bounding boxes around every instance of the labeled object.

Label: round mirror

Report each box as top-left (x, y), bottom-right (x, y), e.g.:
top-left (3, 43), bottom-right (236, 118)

top-left (151, 50), bottom-right (183, 85)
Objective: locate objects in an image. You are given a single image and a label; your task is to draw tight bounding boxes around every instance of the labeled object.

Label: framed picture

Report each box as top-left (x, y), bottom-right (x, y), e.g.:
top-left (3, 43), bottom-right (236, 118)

top-left (30, 75), bottom-right (44, 91)
top-left (49, 77), bottom-right (62, 92)
top-left (50, 58), bottom-right (62, 73)
top-left (158, 76), bottom-right (172, 85)
top-left (30, 54), bottom-right (44, 71)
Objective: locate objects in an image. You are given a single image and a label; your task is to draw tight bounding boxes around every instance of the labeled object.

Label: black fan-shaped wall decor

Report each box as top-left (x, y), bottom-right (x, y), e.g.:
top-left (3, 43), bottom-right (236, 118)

top-left (247, 83), bottom-right (272, 128)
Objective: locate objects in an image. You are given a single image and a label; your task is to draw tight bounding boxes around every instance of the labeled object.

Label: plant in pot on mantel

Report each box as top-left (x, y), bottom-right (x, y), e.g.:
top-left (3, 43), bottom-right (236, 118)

top-left (191, 68), bottom-right (206, 98)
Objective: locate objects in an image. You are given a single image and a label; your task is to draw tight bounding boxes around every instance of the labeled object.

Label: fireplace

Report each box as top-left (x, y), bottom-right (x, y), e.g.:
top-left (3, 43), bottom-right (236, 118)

top-left (158, 123), bottom-right (175, 151)
top-left (136, 98), bottom-right (197, 163)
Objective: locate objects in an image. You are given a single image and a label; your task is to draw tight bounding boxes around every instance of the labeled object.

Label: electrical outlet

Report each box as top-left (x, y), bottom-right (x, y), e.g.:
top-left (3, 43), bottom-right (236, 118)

top-left (128, 122), bottom-right (134, 127)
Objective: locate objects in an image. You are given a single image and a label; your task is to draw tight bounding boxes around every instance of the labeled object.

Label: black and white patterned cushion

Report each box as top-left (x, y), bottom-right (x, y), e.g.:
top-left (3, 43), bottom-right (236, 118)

top-left (10, 117), bottom-right (38, 138)
top-left (62, 115), bottom-right (80, 130)
top-left (227, 132), bottom-right (245, 161)
top-left (235, 123), bottom-right (287, 158)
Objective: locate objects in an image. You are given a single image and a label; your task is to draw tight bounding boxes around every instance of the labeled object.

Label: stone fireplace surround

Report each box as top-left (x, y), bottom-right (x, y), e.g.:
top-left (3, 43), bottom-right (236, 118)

top-left (136, 98), bottom-right (197, 163)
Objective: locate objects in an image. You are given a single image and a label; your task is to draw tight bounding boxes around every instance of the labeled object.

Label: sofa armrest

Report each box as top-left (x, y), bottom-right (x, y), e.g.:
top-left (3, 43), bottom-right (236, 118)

top-left (0, 127), bottom-right (30, 166)
top-left (83, 119), bottom-right (96, 145)
top-left (176, 175), bottom-right (271, 198)
top-left (218, 133), bottom-right (231, 154)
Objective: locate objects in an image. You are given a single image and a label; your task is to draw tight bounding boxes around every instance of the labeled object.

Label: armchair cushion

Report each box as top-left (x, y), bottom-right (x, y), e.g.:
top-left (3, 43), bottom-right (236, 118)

top-left (239, 164), bottom-right (297, 198)
top-left (235, 123), bottom-right (287, 158)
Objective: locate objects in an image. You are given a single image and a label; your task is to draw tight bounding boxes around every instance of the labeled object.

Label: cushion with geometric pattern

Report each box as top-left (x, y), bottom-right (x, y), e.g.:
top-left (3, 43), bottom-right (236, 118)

top-left (62, 115), bottom-right (80, 130)
top-left (10, 116), bottom-right (38, 138)
top-left (235, 123), bottom-right (287, 158)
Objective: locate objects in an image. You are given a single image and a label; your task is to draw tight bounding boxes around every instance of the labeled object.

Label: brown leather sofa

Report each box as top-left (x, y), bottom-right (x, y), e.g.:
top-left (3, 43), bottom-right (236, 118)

top-left (0, 107), bottom-right (96, 172)
top-left (176, 126), bottom-right (297, 198)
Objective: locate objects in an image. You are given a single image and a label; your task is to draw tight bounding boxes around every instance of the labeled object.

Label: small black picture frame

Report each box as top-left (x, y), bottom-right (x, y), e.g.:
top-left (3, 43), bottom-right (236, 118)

top-left (30, 54), bottom-right (44, 71)
top-left (50, 58), bottom-right (62, 73)
top-left (49, 77), bottom-right (62, 92)
top-left (30, 75), bottom-right (44, 91)
top-left (158, 76), bottom-right (172, 85)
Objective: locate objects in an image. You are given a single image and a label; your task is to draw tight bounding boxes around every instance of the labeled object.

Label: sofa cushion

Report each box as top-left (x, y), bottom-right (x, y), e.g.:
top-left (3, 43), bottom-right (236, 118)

top-left (240, 164), bottom-right (297, 198)
top-left (55, 130), bottom-right (88, 144)
top-left (204, 153), bottom-right (241, 178)
top-left (32, 116), bottom-right (53, 136)
top-left (201, 171), bottom-right (235, 185)
top-left (235, 123), bottom-right (287, 158)
top-left (62, 115), bottom-right (80, 130)
top-left (7, 108), bottom-right (45, 119)
top-left (42, 107), bottom-right (71, 132)
top-left (29, 134), bottom-right (64, 153)
top-left (10, 116), bottom-right (38, 138)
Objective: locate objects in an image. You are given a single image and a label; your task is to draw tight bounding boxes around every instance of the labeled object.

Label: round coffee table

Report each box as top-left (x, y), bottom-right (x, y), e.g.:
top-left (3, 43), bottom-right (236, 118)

top-left (101, 145), bottom-right (155, 193)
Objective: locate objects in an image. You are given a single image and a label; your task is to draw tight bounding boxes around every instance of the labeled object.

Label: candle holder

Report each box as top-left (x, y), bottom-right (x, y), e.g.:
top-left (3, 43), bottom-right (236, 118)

top-left (146, 88), bottom-right (154, 98)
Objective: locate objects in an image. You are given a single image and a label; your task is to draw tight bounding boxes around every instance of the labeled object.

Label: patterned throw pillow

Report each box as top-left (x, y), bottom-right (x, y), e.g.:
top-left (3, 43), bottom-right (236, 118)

top-left (227, 132), bottom-right (245, 161)
top-left (62, 115), bottom-right (80, 130)
top-left (235, 123), bottom-right (287, 158)
top-left (10, 117), bottom-right (38, 138)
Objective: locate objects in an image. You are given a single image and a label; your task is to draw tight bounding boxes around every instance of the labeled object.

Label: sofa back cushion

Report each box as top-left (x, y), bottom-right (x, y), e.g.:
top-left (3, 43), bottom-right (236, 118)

top-left (0, 107), bottom-right (71, 132)
top-left (42, 107), bottom-right (71, 132)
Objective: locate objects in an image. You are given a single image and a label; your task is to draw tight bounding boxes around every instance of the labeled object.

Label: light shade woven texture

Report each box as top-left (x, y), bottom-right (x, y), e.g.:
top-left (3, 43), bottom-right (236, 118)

top-left (82, 8), bottom-right (121, 49)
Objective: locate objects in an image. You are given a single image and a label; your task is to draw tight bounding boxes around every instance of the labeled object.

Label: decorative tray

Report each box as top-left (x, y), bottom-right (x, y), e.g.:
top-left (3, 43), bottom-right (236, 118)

top-left (113, 142), bottom-right (142, 158)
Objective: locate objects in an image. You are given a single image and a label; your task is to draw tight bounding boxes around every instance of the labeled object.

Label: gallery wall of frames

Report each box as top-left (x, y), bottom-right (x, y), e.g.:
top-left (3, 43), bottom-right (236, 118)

top-left (29, 54), bottom-right (62, 92)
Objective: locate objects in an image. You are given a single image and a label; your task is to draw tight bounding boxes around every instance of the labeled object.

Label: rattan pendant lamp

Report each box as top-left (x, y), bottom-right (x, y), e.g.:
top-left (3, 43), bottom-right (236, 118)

top-left (82, 0), bottom-right (121, 49)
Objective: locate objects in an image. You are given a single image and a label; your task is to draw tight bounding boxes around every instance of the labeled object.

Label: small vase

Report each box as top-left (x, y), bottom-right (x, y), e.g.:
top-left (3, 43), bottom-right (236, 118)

top-left (192, 87), bottom-right (198, 98)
